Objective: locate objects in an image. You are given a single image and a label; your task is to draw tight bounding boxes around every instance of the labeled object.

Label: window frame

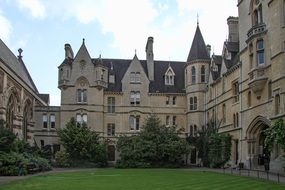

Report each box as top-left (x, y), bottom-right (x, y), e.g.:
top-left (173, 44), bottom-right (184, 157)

top-left (42, 114), bottom-right (48, 128)
top-left (107, 97), bottom-right (116, 113)
top-left (129, 115), bottom-right (140, 131)
top-left (77, 89), bottom-right (87, 103)
top-left (50, 114), bottom-right (55, 128)
top-left (107, 123), bottom-right (115, 136)
top-left (201, 65), bottom-right (206, 83)
top-left (256, 39), bottom-right (265, 66)
top-left (191, 66), bottom-right (196, 84)
top-left (130, 91), bottom-right (140, 106)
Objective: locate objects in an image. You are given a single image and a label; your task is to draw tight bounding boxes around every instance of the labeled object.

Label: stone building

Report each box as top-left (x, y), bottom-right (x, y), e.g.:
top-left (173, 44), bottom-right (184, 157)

top-left (0, 39), bottom-right (48, 145)
top-left (2, 0), bottom-right (284, 171)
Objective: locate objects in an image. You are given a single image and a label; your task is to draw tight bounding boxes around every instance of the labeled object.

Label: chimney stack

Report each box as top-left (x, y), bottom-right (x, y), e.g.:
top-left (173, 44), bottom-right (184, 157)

top-left (146, 37), bottom-right (154, 81)
top-left (206, 45), bottom-right (211, 56)
top-left (227, 17), bottom-right (239, 43)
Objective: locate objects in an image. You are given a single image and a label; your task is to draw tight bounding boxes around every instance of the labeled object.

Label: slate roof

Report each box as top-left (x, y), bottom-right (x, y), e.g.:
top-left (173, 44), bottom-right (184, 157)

top-left (187, 25), bottom-right (210, 62)
top-left (224, 41), bottom-right (240, 69)
top-left (211, 55), bottom-right (222, 81)
top-left (0, 38), bottom-right (38, 93)
top-left (90, 58), bottom-right (185, 93)
top-left (38, 94), bottom-right (50, 105)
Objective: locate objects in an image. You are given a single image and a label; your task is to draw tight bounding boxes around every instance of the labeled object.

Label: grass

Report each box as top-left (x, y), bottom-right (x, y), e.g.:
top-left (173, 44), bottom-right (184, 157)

top-left (0, 169), bottom-right (285, 190)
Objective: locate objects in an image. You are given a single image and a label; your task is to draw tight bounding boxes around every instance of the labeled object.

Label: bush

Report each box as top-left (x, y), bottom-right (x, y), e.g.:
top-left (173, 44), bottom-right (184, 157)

top-left (54, 150), bottom-right (70, 167)
top-left (0, 152), bottom-right (28, 176)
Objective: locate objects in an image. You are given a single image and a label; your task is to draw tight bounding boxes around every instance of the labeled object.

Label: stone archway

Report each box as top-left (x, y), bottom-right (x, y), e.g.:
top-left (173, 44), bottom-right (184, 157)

top-left (6, 95), bottom-right (16, 130)
top-left (246, 116), bottom-right (270, 169)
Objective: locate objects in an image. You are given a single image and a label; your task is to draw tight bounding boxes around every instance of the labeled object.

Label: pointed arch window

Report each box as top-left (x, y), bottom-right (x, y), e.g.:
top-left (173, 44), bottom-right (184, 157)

top-left (191, 66), bottom-right (196, 84)
top-left (250, 0), bottom-right (263, 26)
top-left (165, 69), bottom-right (175, 85)
top-left (201, 66), bottom-right (206, 83)
top-left (6, 95), bottom-right (16, 130)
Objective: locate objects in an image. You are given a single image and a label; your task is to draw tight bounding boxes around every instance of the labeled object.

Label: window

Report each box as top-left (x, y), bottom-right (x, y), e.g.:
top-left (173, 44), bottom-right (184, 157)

top-left (275, 94), bottom-right (281, 115)
top-left (77, 89), bottom-right (87, 103)
top-left (129, 115), bottom-right (140, 131)
top-left (194, 97), bottom-right (197, 110)
top-left (222, 78), bottom-right (225, 92)
top-left (251, 0), bottom-right (263, 26)
top-left (130, 91), bottom-right (140, 105)
top-left (166, 116), bottom-right (170, 126)
top-left (172, 96), bottom-right (176, 105)
top-left (190, 97), bottom-right (193, 110)
top-left (256, 40), bottom-right (265, 65)
top-left (236, 113), bottom-right (239, 128)
top-left (194, 125), bottom-right (197, 136)
top-left (130, 72), bottom-right (140, 83)
top-left (165, 70), bottom-right (174, 85)
top-left (201, 66), bottom-right (206, 83)
top-left (249, 43), bottom-right (253, 69)
top-left (166, 96), bottom-right (170, 105)
top-left (190, 125), bottom-right (193, 136)
top-left (222, 104), bottom-right (226, 123)
top-left (40, 140), bottom-right (44, 148)
top-left (43, 114), bottom-right (47, 128)
top-left (172, 116), bottom-right (176, 126)
top-left (50, 114), bottom-right (55, 128)
top-left (107, 97), bottom-right (115, 113)
top-left (248, 91), bottom-right (252, 107)
top-left (107, 123), bottom-right (115, 136)
top-left (101, 69), bottom-right (105, 80)
top-left (191, 66), bottom-right (196, 84)
top-left (233, 81), bottom-right (239, 102)
top-left (76, 114), bottom-right (87, 126)
top-left (233, 113), bottom-right (236, 128)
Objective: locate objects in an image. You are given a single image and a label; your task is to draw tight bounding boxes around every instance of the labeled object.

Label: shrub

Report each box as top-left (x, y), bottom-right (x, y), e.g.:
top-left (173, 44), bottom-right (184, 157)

top-left (54, 150), bottom-right (70, 167)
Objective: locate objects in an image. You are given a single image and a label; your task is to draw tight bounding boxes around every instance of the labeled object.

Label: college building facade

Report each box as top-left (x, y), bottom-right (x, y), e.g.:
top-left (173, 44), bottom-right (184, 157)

top-left (1, 0), bottom-right (284, 171)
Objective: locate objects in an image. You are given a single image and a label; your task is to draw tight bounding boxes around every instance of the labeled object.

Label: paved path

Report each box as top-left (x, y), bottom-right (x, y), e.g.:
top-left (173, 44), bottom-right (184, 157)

top-left (1, 167), bottom-right (285, 186)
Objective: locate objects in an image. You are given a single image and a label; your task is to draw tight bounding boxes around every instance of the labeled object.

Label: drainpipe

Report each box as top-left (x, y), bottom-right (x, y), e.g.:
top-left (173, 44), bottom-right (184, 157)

top-left (239, 60), bottom-right (243, 167)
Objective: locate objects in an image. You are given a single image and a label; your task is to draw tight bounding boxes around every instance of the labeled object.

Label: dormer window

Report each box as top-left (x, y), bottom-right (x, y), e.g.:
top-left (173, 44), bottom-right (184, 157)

top-left (165, 66), bottom-right (175, 86)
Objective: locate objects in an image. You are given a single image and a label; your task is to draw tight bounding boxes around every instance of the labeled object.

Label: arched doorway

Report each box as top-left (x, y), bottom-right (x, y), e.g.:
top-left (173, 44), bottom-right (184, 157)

top-left (246, 116), bottom-right (270, 169)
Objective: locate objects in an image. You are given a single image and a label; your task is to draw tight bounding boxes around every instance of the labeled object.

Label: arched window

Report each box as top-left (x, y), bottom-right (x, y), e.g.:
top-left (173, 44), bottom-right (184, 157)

top-left (250, 0), bottom-right (263, 26)
top-left (191, 66), bottom-right (196, 84)
top-left (275, 94), bottom-right (281, 115)
top-left (248, 91), bottom-right (252, 107)
top-left (6, 95), bottom-right (16, 130)
top-left (165, 69), bottom-right (175, 85)
top-left (256, 39), bottom-right (265, 65)
top-left (201, 66), bottom-right (206, 83)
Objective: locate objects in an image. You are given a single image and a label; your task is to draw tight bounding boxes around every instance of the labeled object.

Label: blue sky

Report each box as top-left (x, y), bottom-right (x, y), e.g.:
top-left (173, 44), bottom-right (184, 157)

top-left (0, 0), bottom-right (238, 106)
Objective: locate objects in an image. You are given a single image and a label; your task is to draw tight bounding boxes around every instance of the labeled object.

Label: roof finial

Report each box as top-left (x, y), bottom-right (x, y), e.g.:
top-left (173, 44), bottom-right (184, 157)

top-left (18, 48), bottom-right (23, 59)
top-left (197, 13), bottom-right (199, 26)
top-left (135, 49), bottom-right (137, 55)
top-left (82, 38), bottom-right (85, 44)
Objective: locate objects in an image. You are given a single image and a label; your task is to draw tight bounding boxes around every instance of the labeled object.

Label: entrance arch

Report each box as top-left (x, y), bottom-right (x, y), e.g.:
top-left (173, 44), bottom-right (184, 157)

top-left (246, 116), bottom-right (270, 169)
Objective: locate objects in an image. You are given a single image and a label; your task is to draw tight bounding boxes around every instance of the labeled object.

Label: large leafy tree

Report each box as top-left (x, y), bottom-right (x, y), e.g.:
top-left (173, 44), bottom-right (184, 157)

top-left (57, 118), bottom-right (107, 165)
top-left (116, 114), bottom-right (191, 168)
top-left (187, 120), bottom-right (232, 168)
top-left (264, 119), bottom-right (285, 152)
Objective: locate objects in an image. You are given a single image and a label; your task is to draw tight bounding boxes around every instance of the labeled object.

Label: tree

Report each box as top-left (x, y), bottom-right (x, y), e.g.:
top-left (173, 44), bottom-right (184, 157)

top-left (116, 114), bottom-right (191, 168)
top-left (264, 119), bottom-right (285, 152)
top-left (57, 118), bottom-right (107, 166)
top-left (187, 120), bottom-right (232, 168)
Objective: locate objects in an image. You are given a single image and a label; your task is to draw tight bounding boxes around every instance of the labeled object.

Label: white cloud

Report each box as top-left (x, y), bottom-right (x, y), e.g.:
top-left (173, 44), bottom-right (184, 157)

top-left (17, 0), bottom-right (46, 19)
top-left (0, 10), bottom-right (12, 42)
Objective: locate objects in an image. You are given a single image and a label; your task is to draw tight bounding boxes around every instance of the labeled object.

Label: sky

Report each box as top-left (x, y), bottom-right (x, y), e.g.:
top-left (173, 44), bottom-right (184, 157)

top-left (0, 0), bottom-right (238, 106)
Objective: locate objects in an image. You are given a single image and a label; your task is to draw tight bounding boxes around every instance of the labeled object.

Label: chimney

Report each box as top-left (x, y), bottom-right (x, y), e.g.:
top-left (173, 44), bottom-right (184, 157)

top-left (206, 45), bottom-right (211, 56)
top-left (145, 37), bottom-right (154, 81)
top-left (64, 43), bottom-right (74, 59)
top-left (227, 17), bottom-right (239, 43)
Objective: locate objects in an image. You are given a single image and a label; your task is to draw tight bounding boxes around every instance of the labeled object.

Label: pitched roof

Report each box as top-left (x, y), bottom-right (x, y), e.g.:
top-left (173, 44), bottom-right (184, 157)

top-left (211, 55), bottom-right (222, 81)
top-left (0, 39), bottom-right (38, 93)
top-left (187, 25), bottom-right (210, 62)
top-left (38, 94), bottom-right (50, 105)
top-left (96, 58), bottom-right (185, 93)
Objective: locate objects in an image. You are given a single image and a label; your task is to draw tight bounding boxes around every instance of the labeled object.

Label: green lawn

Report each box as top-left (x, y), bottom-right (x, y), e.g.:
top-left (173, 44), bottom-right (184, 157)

top-left (0, 169), bottom-right (284, 190)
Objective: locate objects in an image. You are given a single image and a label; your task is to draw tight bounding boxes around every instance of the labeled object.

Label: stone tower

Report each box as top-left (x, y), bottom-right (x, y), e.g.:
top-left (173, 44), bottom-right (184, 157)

top-left (185, 24), bottom-right (210, 137)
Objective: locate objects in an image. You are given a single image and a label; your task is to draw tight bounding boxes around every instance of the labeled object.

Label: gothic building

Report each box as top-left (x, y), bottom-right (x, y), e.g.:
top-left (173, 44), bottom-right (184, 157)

top-left (1, 0), bottom-right (284, 172)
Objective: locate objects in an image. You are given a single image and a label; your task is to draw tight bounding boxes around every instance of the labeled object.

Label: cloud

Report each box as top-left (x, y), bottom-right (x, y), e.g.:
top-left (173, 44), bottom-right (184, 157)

top-left (17, 0), bottom-right (46, 19)
top-left (0, 10), bottom-right (12, 42)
